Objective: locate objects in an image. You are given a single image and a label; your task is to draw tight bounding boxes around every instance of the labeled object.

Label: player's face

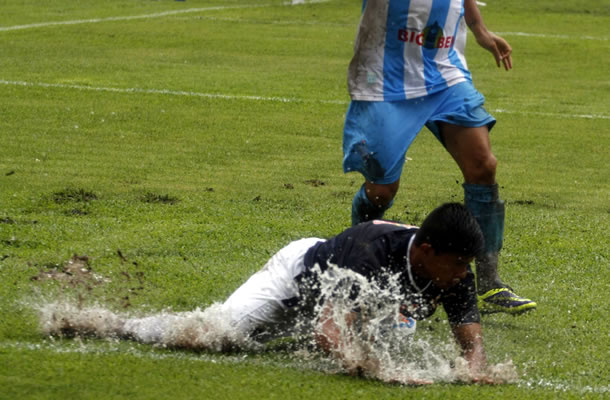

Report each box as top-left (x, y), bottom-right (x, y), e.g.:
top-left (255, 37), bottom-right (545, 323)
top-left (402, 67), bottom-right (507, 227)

top-left (425, 253), bottom-right (473, 289)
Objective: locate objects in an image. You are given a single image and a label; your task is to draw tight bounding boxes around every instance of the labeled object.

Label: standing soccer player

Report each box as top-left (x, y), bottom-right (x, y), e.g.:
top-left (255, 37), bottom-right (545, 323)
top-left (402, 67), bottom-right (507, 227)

top-left (342, 0), bottom-right (536, 314)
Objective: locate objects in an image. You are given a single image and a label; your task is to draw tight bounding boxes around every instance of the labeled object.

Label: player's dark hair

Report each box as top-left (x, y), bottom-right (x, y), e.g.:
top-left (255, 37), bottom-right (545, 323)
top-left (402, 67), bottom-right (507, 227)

top-left (414, 203), bottom-right (484, 258)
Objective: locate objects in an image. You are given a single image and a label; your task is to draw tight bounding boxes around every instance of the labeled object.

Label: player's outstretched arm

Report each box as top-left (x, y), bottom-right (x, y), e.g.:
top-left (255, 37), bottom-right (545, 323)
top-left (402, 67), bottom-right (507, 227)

top-left (464, 0), bottom-right (513, 70)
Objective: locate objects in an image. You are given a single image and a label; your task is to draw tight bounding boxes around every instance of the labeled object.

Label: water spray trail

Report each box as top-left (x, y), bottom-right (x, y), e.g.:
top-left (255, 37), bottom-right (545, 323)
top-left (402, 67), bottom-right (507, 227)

top-left (36, 263), bottom-right (518, 384)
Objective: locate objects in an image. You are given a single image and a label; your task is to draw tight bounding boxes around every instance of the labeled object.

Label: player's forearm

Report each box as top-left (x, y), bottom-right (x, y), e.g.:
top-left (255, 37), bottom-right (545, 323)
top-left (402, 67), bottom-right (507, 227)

top-left (462, 339), bottom-right (487, 373)
top-left (464, 0), bottom-right (490, 41)
top-left (452, 322), bottom-right (488, 373)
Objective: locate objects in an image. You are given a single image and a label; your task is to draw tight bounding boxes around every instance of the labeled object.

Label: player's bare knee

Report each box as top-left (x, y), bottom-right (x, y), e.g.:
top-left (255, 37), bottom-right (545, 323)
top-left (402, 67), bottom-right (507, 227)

top-left (482, 154), bottom-right (497, 180)
top-left (365, 182), bottom-right (399, 207)
top-left (465, 154), bottom-right (497, 184)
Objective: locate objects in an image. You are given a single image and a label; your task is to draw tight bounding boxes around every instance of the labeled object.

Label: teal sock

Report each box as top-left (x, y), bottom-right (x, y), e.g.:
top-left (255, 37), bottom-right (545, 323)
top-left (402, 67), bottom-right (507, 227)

top-left (463, 183), bottom-right (505, 254)
top-left (463, 183), bottom-right (506, 292)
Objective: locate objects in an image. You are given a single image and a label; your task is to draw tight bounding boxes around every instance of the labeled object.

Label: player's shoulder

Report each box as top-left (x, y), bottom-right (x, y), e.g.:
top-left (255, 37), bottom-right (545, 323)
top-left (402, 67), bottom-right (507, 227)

top-left (370, 219), bottom-right (419, 231)
top-left (338, 220), bottom-right (418, 244)
top-left (354, 219), bottom-right (419, 243)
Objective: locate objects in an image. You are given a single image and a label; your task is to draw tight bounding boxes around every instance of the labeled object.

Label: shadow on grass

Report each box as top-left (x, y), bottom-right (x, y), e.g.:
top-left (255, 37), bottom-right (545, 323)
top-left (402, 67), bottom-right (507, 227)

top-left (140, 192), bottom-right (180, 205)
top-left (52, 187), bottom-right (98, 204)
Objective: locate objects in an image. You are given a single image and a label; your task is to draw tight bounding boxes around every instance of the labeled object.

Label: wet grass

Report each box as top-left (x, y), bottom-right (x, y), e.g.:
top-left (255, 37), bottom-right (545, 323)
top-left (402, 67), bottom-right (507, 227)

top-left (0, 0), bottom-right (609, 399)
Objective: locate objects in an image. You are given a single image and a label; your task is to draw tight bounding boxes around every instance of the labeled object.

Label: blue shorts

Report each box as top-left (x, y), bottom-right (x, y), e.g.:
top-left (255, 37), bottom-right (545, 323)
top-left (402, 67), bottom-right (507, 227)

top-left (343, 81), bottom-right (496, 184)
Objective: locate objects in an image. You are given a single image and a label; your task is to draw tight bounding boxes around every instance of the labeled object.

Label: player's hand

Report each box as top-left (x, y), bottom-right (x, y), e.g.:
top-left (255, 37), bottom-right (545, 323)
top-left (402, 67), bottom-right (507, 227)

top-left (459, 365), bottom-right (513, 385)
top-left (344, 356), bottom-right (380, 377)
top-left (383, 377), bottom-right (434, 385)
top-left (476, 32), bottom-right (513, 71)
top-left (403, 377), bottom-right (434, 386)
top-left (470, 371), bottom-right (499, 385)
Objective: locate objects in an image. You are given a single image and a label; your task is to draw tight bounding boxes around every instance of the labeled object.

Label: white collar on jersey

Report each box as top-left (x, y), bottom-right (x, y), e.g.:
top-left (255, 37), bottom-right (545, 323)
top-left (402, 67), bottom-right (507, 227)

top-left (406, 234), bottom-right (432, 293)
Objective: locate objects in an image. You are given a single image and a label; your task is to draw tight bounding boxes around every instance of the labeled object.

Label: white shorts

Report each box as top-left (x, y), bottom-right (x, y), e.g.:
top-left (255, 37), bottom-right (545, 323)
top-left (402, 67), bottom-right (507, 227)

top-left (221, 237), bottom-right (324, 341)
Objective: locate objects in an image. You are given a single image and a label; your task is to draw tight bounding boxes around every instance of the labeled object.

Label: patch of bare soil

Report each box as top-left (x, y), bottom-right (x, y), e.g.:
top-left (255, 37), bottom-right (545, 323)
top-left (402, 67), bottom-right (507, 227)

top-left (31, 254), bottom-right (109, 288)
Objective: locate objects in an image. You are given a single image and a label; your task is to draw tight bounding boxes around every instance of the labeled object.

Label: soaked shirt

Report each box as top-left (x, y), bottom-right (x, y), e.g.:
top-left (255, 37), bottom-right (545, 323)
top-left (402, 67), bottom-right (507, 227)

top-left (348, 0), bottom-right (471, 101)
top-left (301, 220), bottom-right (480, 325)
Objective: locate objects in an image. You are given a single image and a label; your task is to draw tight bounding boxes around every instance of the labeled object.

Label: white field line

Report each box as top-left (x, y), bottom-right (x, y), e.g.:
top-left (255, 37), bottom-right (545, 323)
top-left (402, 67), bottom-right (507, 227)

top-left (1, 79), bottom-right (608, 121)
top-left (170, 14), bottom-right (352, 28)
top-left (490, 108), bottom-right (610, 121)
top-left (0, 1), bottom-right (329, 32)
top-left (2, 340), bottom-right (609, 394)
top-left (170, 13), bottom-right (610, 42)
top-left (0, 79), bottom-right (347, 105)
top-left (495, 31), bottom-right (608, 42)
top-left (169, 15), bottom-right (610, 42)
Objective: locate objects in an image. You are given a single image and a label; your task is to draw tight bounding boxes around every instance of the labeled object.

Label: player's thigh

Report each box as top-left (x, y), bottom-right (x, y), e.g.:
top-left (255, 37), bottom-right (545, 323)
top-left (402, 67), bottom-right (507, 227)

top-left (425, 82), bottom-right (498, 182)
top-left (442, 123), bottom-right (492, 162)
top-left (443, 124), bottom-right (498, 183)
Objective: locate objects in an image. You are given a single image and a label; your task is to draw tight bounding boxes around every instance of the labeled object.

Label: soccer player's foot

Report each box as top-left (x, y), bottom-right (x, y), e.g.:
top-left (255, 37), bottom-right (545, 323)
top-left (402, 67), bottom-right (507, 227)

top-left (478, 288), bottom-right (537, 315)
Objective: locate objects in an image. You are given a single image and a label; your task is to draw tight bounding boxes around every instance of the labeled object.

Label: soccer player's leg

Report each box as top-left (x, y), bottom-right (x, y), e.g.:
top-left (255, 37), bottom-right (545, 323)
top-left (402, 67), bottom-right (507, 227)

top-left (441, 126), bottom-right (535, 315)
top-left (343, 101), bottom-right (422, 225)
top-left (463, 183), bottom-right (536, 315)
top-left (428, 82), bottom-right (536, 315)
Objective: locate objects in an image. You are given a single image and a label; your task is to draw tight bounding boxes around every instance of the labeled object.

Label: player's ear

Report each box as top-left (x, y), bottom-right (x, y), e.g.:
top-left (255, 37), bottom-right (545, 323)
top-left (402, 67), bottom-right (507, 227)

top-left (419, 242), bottom-right (435, 256)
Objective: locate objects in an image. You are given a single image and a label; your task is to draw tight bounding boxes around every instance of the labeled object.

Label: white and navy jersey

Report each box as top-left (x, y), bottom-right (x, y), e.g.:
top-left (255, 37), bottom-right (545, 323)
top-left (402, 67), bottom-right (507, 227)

top-left (348, 0), bottom-right (471, 101)
top-left (300, 220), bottom-right (480, 325)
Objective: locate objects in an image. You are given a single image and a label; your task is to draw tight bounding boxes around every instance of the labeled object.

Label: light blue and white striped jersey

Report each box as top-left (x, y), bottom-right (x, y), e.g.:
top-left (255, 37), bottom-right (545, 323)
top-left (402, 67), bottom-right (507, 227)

top-left (348, 0), bottom-right (471, 101)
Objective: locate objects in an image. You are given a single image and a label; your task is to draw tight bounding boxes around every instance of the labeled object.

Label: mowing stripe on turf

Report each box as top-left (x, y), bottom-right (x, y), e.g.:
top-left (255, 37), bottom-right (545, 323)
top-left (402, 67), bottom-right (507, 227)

top-left (1, 79), bottom-right (608, 121)
top-left (0, 1), bottom-right (329, 32)
top-left (165, 14), bottom-right (610, 42)
top-left (2, 340), bottom-right (609, 394)
top-left (0, 2), bottom-right (607, 43)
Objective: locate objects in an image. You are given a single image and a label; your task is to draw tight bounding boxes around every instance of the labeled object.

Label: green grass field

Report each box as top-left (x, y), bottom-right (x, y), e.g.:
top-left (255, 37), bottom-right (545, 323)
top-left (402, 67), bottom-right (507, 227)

top-left (1, 0), bottom-right (608, 398)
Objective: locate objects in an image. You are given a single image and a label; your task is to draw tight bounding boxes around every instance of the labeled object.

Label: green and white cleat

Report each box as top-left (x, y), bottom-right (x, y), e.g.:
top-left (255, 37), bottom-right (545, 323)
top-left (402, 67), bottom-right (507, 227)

top-left (478, 288), bottom-right (537, 315)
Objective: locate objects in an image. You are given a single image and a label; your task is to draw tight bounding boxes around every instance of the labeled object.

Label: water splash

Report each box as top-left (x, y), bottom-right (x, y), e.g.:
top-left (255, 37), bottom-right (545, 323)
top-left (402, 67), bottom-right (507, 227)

top-left (36, 263), bottom-right (518, 384)
top-left (307, 264), bottom-right (462, 383)
top-left (38, 301), bottom-right (253, 352)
